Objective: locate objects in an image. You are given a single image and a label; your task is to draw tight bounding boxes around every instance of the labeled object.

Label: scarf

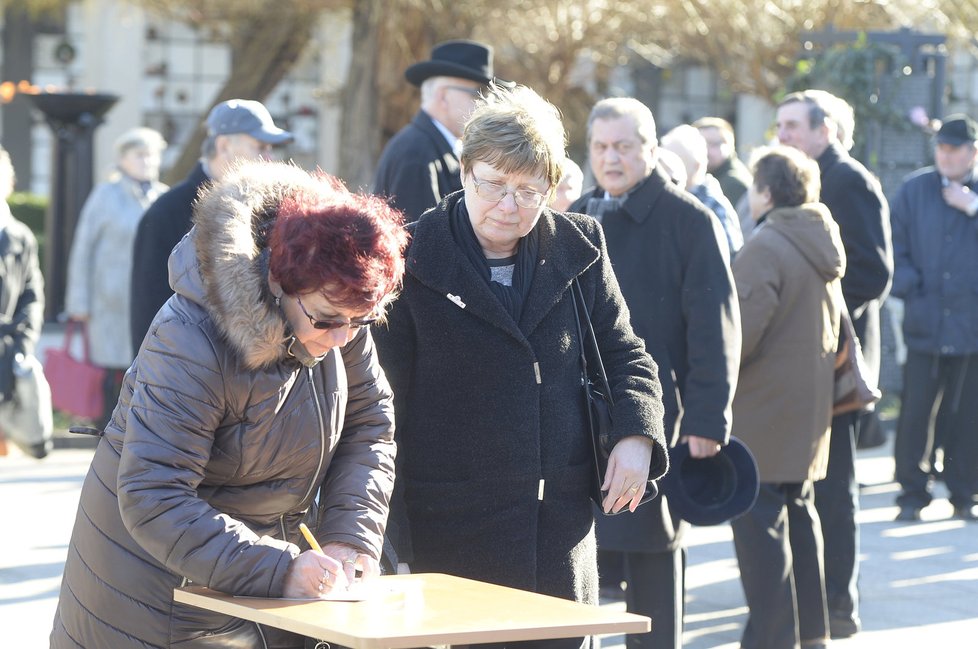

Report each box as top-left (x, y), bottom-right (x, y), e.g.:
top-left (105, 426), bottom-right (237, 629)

top-left (450, 198), bottom-right (538, 323)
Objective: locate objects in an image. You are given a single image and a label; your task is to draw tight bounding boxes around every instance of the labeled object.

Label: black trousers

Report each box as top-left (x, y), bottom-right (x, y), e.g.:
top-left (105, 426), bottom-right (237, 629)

top-left (813, 412), bottom-right (860, 623)
top-left (97, 368), bottom-right (126, 431)
top-left (895, 351), bottom-right (978, 509)
top-left (732, 481), bottom-right (829, 649)
top-left (600, 549), bottom-right (684, 649)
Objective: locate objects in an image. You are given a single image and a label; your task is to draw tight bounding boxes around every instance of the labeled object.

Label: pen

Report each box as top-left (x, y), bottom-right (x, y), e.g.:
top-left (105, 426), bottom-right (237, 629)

top-left (298, 523), bottom-right (323, 553)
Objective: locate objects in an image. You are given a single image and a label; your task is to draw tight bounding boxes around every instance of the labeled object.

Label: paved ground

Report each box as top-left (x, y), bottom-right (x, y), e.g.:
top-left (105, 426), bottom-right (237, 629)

top-left (2, 433), bottom-right (976, 647)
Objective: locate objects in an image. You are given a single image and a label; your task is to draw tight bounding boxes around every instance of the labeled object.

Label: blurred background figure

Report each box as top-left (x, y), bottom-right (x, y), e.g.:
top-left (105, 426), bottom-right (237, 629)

top-left (661, 124), bottom-right (743, 258)
top-left (730, 145), bottom-right (845, 649)
top-left (372, 40), bottom-right (511, 222)
top-left (129, 99), bottom-right (293, 354)
top-left (65, 127), bottom-right (168, 429)
top-left (776, 89), bottom-right (892, 640)
top-left (550, 156), bottom-right (584, 211)
top-left (0, 144), bottom-right (45, 456)
top-left (694, 117), bottom-right (753, 207)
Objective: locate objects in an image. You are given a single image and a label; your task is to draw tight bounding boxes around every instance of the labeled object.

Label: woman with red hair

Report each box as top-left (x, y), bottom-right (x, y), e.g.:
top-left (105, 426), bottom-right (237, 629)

top-left (51, 162), bottom-right (407, 649)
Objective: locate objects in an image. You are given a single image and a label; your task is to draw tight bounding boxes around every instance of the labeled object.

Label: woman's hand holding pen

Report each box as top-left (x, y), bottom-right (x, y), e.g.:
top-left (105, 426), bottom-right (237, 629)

top-left (282, 524), bottom-right (380, 598)
top-left (282, 550), bottom-right (347, 598)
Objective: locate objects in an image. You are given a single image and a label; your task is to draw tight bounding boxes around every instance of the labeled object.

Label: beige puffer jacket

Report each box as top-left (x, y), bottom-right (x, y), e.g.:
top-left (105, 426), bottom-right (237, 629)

top-left (50, 163), bottom-right (397, 649)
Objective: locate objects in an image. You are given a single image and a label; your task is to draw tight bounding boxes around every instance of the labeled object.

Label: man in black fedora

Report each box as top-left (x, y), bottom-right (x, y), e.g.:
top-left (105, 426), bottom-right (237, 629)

top-left (372, 39), bottom-right (510, 222)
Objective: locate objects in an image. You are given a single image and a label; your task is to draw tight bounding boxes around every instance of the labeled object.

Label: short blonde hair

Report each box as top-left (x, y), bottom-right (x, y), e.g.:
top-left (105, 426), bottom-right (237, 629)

top-left (460, 85), bottom-right (566, 189)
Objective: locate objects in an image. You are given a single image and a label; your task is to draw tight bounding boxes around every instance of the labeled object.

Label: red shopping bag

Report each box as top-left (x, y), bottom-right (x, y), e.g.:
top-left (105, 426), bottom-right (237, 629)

top-left (44, 321), bottom-right (105, 421)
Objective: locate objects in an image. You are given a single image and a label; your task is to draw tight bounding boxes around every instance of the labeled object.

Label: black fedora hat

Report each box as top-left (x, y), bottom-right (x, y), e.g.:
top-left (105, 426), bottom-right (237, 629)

top-left (405, 39), bottom-right (512, 87)
top-left (660, 436), bottom-right (759, 526)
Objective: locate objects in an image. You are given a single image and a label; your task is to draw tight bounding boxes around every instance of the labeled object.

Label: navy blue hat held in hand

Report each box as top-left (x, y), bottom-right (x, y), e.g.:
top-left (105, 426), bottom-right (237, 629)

top-left (660, 436), bottom-right (759, 526)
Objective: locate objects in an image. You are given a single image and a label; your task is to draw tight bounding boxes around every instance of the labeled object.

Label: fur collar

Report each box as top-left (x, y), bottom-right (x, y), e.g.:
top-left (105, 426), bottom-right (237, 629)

top-left (186, 161), bottom-right (319, 369)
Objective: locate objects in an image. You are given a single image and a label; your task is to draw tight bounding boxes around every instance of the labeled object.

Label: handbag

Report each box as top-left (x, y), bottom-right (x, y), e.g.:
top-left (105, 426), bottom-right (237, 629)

top-left (0, 354), bottom-right (53, 458)
top-left (44, 321), bottom-right (106, 421)
top-left (569, 278), bottom-right (657, 514)
top-left (833, 307), bottom-right (881, 416)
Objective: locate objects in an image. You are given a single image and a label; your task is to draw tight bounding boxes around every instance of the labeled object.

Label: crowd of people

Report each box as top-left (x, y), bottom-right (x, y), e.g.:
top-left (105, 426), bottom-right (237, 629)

top-left (0, 34), bottom-right (975, 649)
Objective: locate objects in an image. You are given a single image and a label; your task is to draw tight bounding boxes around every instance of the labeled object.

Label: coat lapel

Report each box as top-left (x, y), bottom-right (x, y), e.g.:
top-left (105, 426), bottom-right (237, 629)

top-left (412, 112), bottom-right (462, 192)
top-left (518, 211), bottom-right (599, 337)
top-left (407, 200), bottom-right (525, 342)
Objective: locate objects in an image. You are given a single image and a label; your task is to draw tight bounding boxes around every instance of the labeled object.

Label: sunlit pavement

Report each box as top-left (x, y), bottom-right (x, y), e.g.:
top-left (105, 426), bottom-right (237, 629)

top-left (599, 433), bottom-right (978, 648)
top-left (3, 432), bottom-right (977, 648)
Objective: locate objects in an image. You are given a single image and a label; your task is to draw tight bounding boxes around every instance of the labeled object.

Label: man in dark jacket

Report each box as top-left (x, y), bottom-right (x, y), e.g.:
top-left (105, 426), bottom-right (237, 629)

top-left (776, 89), bottom-right (893, 640)
top-left (890, 114), bottom-right (978, 523)
top-left (372, 40), bottom-right (509, 222)
top-left (570, 98), bottom-right (741, 649)
top-left (0, 145), bottom-right (44, 454)
top-left (129, 99), bottom-right (292, 352)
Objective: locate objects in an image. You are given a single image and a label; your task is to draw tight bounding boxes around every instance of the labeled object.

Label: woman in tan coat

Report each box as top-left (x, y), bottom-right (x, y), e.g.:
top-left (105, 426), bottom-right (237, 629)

top-left (729, 146), bottom-right (846, 649)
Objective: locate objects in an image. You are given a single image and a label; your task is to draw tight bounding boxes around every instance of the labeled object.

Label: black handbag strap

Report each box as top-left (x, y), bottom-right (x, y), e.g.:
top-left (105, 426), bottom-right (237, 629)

top-left (569, 278), bottom-right (614, 404)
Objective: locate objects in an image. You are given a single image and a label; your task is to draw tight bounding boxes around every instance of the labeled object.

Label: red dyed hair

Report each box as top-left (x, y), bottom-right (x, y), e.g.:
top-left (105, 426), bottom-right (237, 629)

top-left (268, 173), bottom-right (407, 313)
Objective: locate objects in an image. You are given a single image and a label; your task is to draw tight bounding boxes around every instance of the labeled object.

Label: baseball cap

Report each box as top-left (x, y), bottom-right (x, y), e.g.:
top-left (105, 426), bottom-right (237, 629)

top-left (935, 114), bottom-right (978, 146)
top-left (205, 99), bottom-right (293, 145)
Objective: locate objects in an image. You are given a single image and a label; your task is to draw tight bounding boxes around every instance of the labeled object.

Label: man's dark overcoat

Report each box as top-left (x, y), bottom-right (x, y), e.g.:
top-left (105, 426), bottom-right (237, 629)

top-left (129, 162), bottom-right (209, 352)
top-left (570, 167), bottom-right (741, 552)
top-left (372, 111), bottom-right (463, 223)
top-left (373, 193), bottom-right (668, 606)
top-left (816, 142), bottom-right (892, 379)
top-left (0, 215), bottom-right (43, 401)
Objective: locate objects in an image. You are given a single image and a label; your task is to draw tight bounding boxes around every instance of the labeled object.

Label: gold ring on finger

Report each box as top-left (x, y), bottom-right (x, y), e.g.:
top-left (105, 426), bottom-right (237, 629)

top-left (629, 485), bottom-right (639, 494)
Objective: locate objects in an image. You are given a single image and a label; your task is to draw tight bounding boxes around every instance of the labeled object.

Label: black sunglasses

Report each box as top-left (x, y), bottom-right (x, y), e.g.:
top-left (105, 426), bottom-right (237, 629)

top-left (294, 294), bottom-right (377, 331)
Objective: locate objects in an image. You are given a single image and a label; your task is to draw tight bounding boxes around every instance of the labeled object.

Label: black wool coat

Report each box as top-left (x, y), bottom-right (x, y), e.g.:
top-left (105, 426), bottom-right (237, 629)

top-left (571, 167), bottom-right (741, 552)
top-left (373, 193), bottom-right (667, 606)
top-left (817, 143), bottom-right (892, 380)
top-left (372, 111), bottom-right (463, 223)
top-left (129, 162), bottom-right (210, 353)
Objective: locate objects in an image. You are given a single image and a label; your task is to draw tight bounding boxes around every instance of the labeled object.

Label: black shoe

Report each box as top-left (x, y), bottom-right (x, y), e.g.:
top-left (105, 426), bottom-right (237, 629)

top-left (896, 505), bottom-right (922, 522)
top-left (829, 613), bottom-right (861, 639)
top-left (952, 505), bottom-right (978, 522)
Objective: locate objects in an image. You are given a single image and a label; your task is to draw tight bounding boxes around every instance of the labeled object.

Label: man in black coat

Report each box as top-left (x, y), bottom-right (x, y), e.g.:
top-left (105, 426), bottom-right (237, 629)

top-left (570, 98), bottom-right (741, 649)
top-left (372, 40), bottom-right (510, 222)
top-left (776, 89), bottom-right (893, 640)
top-left (0, 145), bottom-right (44, 420)
top-left (129, 99), bottom-right (292, 352)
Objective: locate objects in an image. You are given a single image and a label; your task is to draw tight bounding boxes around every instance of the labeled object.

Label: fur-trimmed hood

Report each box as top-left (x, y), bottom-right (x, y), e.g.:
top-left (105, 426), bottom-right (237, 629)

top-left (168, 161), bottom-right (319, 369)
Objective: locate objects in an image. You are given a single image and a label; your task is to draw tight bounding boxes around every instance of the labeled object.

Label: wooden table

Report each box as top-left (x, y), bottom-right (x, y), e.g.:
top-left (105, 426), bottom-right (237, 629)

top-left (175, 572), bottom-right (650, 649)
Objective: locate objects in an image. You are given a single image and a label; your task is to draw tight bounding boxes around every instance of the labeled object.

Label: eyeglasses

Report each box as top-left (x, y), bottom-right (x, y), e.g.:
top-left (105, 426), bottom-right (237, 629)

top-left (294, 294), bottom-right (377, 331)
top-left (471, 174), bottom-right (549, 209)
top-left (444, 85), bottom-right (482, 98)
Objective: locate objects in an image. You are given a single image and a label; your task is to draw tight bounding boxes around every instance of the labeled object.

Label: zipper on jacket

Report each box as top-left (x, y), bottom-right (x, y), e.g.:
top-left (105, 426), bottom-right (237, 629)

top-left (298, 366), bottom-right (329, 510)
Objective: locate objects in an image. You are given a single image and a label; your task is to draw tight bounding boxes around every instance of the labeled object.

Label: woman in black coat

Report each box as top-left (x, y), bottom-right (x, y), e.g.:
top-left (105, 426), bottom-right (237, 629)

top-left (373, 86), bottom-right (668, 649)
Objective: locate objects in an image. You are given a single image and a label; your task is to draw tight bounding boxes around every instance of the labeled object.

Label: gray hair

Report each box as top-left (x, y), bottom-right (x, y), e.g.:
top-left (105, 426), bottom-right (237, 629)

top-left (114, 127), bottom-right (167, 158)
top-left (779, 89), bottom-right (854, 148)
top-left (200, 134), bottom-right (218, 160)
top-left (586, 97), bottom-right (658, 147)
